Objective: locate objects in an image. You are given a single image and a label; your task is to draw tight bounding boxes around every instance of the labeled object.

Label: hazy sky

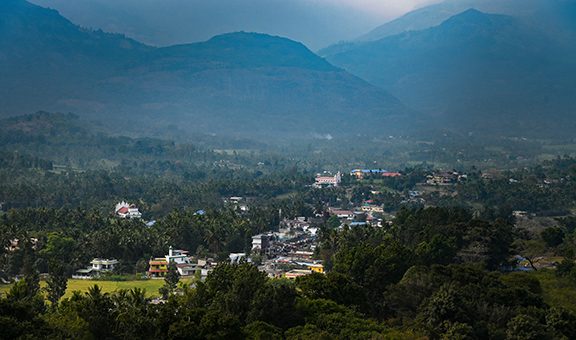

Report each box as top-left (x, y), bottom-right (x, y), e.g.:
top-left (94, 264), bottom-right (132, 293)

top-left (30, 0), bottom-right (442, 50)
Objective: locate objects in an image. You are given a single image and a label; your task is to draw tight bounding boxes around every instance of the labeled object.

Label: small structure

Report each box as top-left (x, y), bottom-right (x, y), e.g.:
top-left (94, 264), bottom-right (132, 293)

top-left (73, 258), bottom-right (118, 279)
top-left (115, 201), bottom-right (142, 219)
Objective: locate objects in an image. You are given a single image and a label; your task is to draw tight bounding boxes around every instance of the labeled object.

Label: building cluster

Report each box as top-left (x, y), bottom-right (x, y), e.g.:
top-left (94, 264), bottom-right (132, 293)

top-left (147, 246), bottom-right (218, 280)
top-left (350, 169), bottom-right (402, 179)
top-left (425, 171), bottom-right (467, 185)
top-left (224, 196), bottom-right (250, 212)
top-left (327, 206), bottom-right (384, 228)
top-left (252, 217), bottom-right (324, 278)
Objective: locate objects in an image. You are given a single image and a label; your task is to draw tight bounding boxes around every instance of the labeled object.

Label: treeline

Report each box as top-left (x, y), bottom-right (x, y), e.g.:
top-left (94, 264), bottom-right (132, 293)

top-left (0, 112), bottom-right (297, 178)
top-left (456, 157), bottom-right (576, 215)
top-left (0, 165), bottom-right (311, 214)
top-left (0, 197), bottom-right (313, 277)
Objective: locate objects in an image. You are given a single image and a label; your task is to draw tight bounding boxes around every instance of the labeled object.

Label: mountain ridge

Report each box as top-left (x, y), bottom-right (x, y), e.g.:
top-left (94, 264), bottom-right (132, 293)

top-left (0, 1), bottom-right (409, 141)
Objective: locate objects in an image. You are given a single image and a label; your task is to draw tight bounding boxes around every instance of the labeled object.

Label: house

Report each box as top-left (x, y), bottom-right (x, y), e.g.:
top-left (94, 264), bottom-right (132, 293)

top-left (6, 238), bottom-right (39, 252)
top-left (147, 258), bottom-right (168, 277)
top-left (73, 258), bottom-right (119, 279)
top-left (361, 204), bottom-right (384, 214)
top-left (314, 172), bottom-right (341, 188)
top-left (115, 201), bottom-right (142, 219)
top-left (252, 234), bottom-right (272, 254)
top-left (294, 261), bottom-right (324, 274)
top-left (91, 258), bottom-right (118, 272)
top-left (284, 269), bottom-right (313, 280)
top-left (196, 258), bottom-right (218, 281)
top-left (328, 208), bottom-right (354, 220)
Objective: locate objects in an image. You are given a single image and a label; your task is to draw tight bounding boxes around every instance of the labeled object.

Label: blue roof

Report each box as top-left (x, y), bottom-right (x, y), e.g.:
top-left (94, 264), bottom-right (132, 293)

top-left (352, 169), bottom-right (388, 173)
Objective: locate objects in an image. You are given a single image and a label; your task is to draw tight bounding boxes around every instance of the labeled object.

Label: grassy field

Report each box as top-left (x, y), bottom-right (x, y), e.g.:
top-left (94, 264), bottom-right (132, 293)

top-left (0, 278), bottom-right (192, 299)
top-left (532, 270), bottom-right (576, 313)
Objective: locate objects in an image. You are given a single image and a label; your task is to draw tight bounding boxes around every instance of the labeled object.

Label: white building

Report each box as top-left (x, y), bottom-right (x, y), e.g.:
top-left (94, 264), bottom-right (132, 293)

top-left (115, 201), bottom-right (142, 219)
top-left (252, 234), bottom-right (271, 254)
top-left (73, 258), bottom-right (118, 279)
top-left (166, 246), bottom-right (196, 276)
top-left (314, 172), bottom-right (342, 188)
top-left (91, 258), bottom-right (118, 271)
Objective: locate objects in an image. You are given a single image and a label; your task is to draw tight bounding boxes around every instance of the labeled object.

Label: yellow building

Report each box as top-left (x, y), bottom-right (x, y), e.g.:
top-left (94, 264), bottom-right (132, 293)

top-left (147, 258), bottom-right (168, 277)
top-left (284, 269), bottom-right (313, 280)
top-left (307, 264), bottom-right (324, 273)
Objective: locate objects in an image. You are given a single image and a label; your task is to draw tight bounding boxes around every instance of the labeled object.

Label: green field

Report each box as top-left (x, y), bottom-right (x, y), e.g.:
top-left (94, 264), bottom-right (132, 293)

top-left (0, 278), bottom-right (192, 299)
top-left (532, 270), bottom-right (576, 313)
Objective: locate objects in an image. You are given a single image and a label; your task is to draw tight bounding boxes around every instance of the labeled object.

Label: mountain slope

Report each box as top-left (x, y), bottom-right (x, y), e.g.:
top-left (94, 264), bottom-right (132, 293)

top-left (324, 9), bottom-right (576, 136)
top-left (0, 0), bottom-right (408, 140)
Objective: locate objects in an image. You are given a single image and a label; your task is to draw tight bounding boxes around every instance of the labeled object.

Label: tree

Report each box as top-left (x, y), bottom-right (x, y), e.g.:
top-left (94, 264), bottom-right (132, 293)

top-left (243, 321), bottom-right (282, 340)
top-left (159, 262), bottom-right (180, 299)
top-left (326, 215), bottom-right (340, 229)
top-left (506, 314), bottom-right (549, 340)
top-left (46, 262), bottom-right (68, 307)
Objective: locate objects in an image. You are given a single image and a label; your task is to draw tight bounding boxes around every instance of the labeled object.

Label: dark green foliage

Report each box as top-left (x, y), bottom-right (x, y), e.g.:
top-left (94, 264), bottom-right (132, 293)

top-left (46, 263), bottom-right (68, 306)
top-left (541, 227), bottom-right (565, 247)
top-left (159, 262), bottom-right (180, 299)
top-left (243, 321), bottom-right (283, 340)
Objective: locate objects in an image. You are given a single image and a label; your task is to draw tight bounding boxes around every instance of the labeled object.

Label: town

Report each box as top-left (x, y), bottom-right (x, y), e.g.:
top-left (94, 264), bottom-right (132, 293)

top-left (35, 165), bottom-right (567, 287)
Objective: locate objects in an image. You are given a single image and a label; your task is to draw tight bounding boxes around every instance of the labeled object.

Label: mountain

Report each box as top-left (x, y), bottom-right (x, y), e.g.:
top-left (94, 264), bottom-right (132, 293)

top-left (323, 9), bottom-right (576, 136)
top-left (0, 0), bottom-right (408, 141)
top-left (0, 0), bottom-right (150, 114)
top-left (320, 0), bottom-right (576, 60)
top-left (357, 0), bottom-right (576, 42)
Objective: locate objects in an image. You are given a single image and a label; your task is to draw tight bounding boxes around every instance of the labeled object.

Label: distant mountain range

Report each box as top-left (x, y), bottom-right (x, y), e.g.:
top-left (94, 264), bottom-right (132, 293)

top-left (3, 0), bottom-right (576, 141)
top-left (355, 0), bottom-right (576, 44)
top-left (0, 0), bottom-right (408, 141)
top-left (321, 2), bottom-right (576, 137)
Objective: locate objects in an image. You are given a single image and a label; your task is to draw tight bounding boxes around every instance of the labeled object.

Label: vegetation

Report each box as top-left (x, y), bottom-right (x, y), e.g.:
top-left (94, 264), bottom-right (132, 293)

top-left (1, 113), bottom-right (576, 339)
